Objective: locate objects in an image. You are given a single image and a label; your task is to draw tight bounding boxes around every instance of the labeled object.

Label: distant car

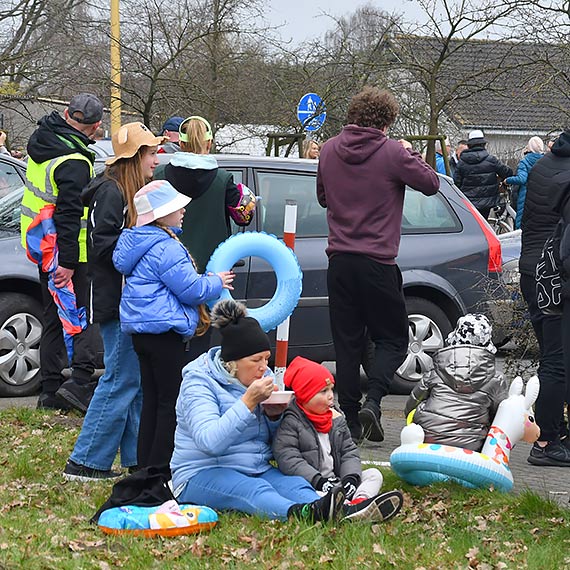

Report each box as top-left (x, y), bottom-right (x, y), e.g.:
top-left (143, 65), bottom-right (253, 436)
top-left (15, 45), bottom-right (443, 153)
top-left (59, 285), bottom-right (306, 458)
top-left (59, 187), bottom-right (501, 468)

top-left (498, 229), bottom-right (521, 279)
top-left (91, 140), bottom-right (114, 159)
top-left (0, 154), bottom-right (102, 397)
top-left (116, 154), bottom-right (506, 394)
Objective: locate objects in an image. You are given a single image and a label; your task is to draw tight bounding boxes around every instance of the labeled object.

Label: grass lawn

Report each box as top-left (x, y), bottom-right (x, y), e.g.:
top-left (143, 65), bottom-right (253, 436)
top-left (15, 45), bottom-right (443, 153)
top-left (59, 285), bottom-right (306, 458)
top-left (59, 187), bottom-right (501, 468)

top-left (0, 407), bottom-right (568, 570)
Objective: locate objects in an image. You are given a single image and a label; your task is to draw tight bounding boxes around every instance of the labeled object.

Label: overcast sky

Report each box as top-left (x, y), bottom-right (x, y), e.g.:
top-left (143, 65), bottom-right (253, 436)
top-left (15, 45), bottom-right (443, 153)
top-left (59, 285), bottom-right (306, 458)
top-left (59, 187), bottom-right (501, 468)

top-left (265, 0), bottom-right (426, 45)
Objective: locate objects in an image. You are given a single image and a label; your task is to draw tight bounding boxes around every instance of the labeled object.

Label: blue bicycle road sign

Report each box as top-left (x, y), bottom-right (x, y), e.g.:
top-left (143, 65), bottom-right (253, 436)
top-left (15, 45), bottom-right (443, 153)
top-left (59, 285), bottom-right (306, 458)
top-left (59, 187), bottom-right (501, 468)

top-left (297, 93), bottom-right (326, 132)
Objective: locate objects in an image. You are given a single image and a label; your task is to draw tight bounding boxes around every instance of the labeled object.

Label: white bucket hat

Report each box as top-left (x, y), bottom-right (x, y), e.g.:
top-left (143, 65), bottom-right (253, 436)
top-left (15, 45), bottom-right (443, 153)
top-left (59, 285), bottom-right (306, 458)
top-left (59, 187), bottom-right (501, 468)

top-left (134, 180), bottom-right (191, 227)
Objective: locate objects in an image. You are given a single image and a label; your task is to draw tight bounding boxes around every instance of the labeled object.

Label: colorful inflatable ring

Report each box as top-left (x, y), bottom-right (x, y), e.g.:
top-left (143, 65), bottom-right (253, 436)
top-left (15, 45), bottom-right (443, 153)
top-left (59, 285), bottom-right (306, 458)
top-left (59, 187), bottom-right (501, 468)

top-left (390, 376), bottom-right (541, 493)
top-left (390, 430), bottom-right (514, 492)
top-left (205, 232), bottom-right (303, 332)
top-left (97, 504), bottom-right (218, 536)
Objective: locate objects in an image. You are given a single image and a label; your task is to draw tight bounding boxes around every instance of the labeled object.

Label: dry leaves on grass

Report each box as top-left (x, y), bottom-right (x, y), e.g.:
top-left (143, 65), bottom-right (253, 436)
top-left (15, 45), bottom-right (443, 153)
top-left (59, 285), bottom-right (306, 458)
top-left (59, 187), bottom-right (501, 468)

top-left (190, 535), bottom-right (213, 558)
top-left (66, 538), bottom-right (106, 552)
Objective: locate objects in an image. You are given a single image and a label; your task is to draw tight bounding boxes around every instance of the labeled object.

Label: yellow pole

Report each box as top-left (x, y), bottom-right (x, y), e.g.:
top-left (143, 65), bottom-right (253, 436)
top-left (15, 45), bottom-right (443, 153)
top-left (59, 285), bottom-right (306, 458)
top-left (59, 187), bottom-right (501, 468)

top-left (110, 0), bottom-right (121, 135)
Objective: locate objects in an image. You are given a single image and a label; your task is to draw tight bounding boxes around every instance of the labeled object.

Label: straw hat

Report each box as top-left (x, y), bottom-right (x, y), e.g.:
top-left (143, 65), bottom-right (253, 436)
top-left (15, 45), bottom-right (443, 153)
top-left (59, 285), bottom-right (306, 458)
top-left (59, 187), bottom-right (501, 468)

top-left (106, 122), bottom-right (166, 165)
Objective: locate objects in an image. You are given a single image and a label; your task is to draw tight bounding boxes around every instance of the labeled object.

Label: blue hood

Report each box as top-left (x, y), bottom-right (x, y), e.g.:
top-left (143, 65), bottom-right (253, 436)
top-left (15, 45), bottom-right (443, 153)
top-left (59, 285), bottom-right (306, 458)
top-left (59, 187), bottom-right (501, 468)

top-left (114, 225), bottom-right (178, 274)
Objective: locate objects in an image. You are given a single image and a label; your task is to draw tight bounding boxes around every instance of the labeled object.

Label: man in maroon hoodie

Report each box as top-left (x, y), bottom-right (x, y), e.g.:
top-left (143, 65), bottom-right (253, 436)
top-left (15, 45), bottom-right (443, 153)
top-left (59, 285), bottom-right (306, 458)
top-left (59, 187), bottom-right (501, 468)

top-left (317, 86), bottom-right (440, 443)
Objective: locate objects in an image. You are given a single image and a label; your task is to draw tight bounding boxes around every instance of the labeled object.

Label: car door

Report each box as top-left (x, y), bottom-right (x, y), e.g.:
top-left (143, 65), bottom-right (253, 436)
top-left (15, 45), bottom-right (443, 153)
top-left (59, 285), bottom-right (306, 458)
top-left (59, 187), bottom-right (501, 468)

top-left (246, 168), bottom-right (333, 361)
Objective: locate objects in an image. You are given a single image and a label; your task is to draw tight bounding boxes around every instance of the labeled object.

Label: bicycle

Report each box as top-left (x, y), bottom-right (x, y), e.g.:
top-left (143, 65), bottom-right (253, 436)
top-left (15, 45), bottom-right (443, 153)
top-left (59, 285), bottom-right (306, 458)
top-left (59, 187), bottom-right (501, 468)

top-left (488, 182), bottom-right (516, 234)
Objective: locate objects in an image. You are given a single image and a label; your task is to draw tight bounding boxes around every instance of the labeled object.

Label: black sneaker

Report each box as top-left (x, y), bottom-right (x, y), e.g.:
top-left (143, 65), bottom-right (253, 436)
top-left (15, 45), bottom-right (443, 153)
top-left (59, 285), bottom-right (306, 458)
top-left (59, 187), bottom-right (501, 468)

top-left (290, 485), bottom-right (346, 523)
top-left (56, 379), bottom-right (96, 414)
top-left (63, 460), bottom-right (121, 482)
top-left (561, 436), bottom-right (570, 452)
top-left (527, 441), bottom-right (570, 466)
top-left (341, 490), bottom-right (404, 523)
top-left (358, 401), bottom-right (384, 442)
top-left (37, 393), bottom-right (71, 412)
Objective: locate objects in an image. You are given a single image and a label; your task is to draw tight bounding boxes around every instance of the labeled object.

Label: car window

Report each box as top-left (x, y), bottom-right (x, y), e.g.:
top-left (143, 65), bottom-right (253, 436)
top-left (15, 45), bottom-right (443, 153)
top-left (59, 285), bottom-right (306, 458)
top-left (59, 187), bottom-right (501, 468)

top-left (227, 169), bottom-right (243, 185)
top-left (0, 161), bottom-right (24, 199)
top-left (256, 171), bottom-right (326, 237)
top-left (402, 187), bottom-right (461, 234)
top-left (0, 186), bottom-right (23, 231)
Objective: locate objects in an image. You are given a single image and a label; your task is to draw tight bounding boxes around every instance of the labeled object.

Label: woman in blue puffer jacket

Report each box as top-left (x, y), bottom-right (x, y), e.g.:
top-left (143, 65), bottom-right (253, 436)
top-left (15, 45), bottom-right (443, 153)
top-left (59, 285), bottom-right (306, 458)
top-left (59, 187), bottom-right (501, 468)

top-left (113, 180), bottom-right (234, 472)
top-left (506, 136), bottom-right (544, 229)
top-left (170, 299), bottom-right (350, 523)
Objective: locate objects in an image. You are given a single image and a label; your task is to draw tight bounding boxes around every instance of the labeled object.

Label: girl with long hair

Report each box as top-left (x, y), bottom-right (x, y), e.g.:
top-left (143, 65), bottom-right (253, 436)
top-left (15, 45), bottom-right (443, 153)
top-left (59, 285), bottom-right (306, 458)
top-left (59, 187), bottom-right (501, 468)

top-left (63, 122), bottom-right (165, 481)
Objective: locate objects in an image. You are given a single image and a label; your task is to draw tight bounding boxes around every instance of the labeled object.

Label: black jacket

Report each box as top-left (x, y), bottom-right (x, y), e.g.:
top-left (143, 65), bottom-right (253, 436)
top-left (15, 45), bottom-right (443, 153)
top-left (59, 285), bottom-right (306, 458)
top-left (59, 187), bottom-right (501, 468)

top-left (453, 146), bottom-right (512, 211)
top-left (520, 132), bottom-right (570, 277)
top-left (553, 135), bottom-right (570, 299)
top-left (26, 111), bottom-right (95, 269)
top-left (81, 174), bottom-right (126, 323)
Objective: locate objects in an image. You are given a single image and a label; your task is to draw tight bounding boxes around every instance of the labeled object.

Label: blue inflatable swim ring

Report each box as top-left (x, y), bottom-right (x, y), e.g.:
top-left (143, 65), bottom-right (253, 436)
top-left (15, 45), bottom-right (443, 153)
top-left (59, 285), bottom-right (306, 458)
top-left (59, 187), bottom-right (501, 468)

top-left (205, 232), bottom-right (303, 332)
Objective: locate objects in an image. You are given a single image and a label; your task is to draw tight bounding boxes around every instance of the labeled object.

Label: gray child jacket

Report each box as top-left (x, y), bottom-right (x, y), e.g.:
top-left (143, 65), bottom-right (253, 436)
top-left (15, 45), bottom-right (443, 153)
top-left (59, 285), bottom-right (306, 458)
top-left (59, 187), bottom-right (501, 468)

top-left (404, 345), bottom-right (508, 451)
top-left (272, 399), bottom-right (362, 487)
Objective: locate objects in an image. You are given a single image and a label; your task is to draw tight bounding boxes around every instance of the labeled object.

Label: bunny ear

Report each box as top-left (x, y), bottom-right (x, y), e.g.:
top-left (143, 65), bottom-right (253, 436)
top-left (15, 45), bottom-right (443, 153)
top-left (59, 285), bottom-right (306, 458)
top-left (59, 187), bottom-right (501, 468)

top-left (509, 376), bottom-right (523, 397)
top-left (524, 375), bottom-right (540, 408)
top-left (118, 125), bottom-right (129, 145)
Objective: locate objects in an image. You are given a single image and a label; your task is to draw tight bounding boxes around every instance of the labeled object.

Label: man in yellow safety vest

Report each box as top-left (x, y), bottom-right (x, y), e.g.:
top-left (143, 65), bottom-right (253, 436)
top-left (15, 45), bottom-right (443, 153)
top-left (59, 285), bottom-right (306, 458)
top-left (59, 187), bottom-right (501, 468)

top-left (21, 93), bottom-right (103, 412)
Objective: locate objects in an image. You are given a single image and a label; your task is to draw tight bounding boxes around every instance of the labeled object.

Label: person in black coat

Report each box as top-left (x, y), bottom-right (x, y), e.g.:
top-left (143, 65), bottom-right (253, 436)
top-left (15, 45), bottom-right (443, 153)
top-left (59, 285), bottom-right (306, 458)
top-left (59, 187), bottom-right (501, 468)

top-left (554, 134), bottom-right (570, 463)
top-left (453, 130), bottom-right (512, 219)
top-left (521, 128), bottom-right (570, 467)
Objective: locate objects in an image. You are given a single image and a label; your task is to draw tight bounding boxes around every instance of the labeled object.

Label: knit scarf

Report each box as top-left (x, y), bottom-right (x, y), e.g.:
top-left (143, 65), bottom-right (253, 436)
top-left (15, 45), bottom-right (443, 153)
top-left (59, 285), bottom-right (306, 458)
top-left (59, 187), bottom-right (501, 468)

top-left (298, 403), bottom-right (332, 433)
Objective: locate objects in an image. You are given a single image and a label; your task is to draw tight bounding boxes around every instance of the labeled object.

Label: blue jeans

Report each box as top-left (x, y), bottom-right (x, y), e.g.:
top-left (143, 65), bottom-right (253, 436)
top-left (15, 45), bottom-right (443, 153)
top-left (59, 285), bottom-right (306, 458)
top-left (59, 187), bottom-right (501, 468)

top-left (70, 320), bottom-right (142, 470)
top-left (177, 467), bottom-right (319, 520)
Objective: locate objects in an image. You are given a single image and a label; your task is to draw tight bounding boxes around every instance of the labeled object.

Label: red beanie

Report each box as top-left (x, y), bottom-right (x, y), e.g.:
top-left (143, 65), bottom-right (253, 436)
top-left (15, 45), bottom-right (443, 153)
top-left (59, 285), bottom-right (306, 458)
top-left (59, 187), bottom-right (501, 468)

top-left (284, 356), bottom-right (335, 405)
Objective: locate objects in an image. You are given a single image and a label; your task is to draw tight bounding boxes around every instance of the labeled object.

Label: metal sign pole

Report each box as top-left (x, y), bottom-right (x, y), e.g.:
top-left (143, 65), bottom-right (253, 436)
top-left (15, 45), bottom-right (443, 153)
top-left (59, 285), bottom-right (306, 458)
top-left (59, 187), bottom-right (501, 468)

top-left (274, 200), bottom-right (297, 389)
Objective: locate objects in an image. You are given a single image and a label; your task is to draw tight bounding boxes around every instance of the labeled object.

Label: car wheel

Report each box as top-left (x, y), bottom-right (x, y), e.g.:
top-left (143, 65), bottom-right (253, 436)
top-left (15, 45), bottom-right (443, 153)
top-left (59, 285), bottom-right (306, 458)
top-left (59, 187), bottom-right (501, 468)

top-left (0, 293), bottom-right (43, 397)
top-left (362, 297), bottom-right (452, 395)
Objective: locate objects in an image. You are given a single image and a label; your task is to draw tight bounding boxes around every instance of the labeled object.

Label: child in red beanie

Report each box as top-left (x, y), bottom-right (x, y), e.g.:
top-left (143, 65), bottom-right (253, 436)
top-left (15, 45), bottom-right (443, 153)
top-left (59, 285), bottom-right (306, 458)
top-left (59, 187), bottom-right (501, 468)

top-left (273, 356), bottom-right (403, 522)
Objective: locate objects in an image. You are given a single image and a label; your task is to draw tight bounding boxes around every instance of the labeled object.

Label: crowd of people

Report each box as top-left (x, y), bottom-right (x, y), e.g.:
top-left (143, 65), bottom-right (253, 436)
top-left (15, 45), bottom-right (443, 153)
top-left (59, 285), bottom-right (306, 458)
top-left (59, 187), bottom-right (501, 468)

top-left (16, 86), bottom-right (570, 529)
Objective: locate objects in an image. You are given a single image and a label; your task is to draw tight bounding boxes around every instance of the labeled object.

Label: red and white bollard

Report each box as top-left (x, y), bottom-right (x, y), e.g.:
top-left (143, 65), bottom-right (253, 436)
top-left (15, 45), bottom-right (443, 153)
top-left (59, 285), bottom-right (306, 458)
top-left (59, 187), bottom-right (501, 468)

top-left (274, 200), bottom-right (297, 389)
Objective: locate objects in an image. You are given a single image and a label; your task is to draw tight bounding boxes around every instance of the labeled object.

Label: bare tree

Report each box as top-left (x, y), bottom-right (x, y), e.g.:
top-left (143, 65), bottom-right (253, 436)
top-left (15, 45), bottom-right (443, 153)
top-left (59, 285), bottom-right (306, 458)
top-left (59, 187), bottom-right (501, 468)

top-left (392, 0), bottom-right (528, 166)
top-left (115, 0), bottom-right (270, 133)
top-left (514, 0), bottom-right (570, 129)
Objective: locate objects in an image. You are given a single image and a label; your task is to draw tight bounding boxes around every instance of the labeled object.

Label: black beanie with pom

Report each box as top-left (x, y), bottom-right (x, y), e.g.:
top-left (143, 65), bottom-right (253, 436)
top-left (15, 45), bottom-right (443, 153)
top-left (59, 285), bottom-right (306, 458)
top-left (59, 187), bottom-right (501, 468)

top-left (211, 299), bottom-right (271, 361)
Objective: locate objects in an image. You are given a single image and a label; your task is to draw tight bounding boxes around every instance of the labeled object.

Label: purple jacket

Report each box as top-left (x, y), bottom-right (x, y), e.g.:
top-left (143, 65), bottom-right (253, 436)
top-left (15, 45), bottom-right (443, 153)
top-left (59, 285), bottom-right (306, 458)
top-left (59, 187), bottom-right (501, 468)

top-left (317, 125), bottom-right (440, 263)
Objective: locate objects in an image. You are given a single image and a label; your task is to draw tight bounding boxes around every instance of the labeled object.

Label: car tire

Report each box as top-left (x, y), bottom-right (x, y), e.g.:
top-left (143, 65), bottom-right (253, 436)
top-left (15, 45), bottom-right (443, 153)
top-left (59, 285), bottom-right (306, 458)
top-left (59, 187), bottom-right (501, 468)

top-left (361, 297), bottom-right (452, 395)
top-left (0, 293), bottom-right (43, 397)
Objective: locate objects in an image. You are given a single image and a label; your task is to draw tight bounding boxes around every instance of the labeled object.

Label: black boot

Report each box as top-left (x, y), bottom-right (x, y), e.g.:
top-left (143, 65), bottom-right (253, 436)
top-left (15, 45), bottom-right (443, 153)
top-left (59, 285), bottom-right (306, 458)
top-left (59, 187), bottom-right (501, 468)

top-left (56, 378), bottom-right (96, 414)
top-left (359, 400), bottom-right (384, 442)
top-left (288, 485), bottom-right (345, 523)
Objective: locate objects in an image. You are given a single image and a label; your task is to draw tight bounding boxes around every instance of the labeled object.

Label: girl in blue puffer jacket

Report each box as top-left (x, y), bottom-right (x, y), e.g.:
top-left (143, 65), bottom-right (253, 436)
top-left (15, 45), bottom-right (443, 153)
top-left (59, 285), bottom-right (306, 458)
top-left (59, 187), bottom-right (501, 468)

top-left (113, 180), bottom-right (234, 472)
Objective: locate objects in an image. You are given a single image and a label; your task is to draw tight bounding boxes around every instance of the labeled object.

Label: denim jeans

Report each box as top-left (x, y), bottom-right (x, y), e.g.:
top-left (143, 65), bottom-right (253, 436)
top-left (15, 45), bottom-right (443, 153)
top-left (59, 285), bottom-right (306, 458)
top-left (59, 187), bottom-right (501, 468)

top-left (70, 320), bottom-right (142, 470)
top-left (177, 467), bottom-right (319, 520)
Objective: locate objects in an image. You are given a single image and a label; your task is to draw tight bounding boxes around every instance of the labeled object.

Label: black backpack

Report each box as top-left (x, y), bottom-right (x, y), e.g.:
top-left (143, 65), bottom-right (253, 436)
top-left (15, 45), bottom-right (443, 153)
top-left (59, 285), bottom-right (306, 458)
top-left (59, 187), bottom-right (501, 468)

top-left (536, 220), bottom-right (564, 315)
top-left (91, 465), bottom-right (174, 524)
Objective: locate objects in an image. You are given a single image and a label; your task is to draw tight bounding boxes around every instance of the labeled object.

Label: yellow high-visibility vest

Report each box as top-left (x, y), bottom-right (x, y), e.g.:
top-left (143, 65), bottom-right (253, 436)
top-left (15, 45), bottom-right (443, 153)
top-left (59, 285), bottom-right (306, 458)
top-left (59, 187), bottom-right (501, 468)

top-left (20, 152), bottom-right (94, 263)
